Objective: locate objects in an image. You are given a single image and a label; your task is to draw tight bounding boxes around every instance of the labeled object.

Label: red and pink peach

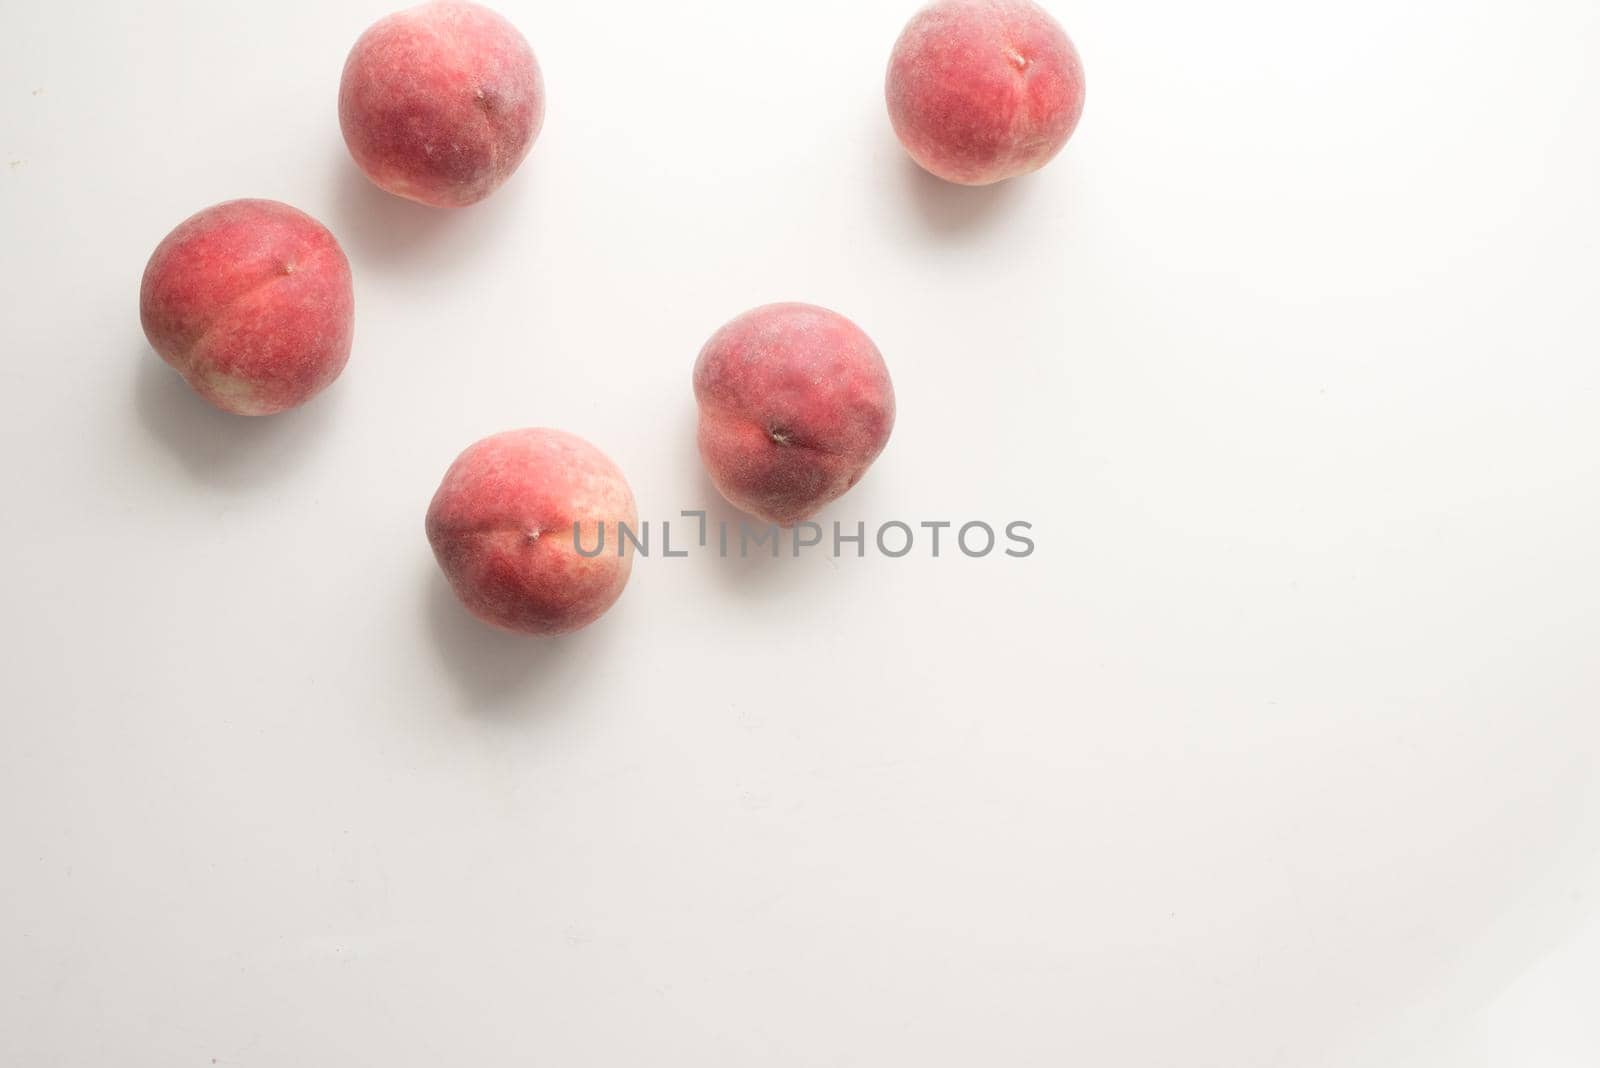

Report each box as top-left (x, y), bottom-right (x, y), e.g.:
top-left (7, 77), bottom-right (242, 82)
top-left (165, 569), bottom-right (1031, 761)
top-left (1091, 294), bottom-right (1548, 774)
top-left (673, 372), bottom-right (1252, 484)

top-left (339, 1), bottom-right (545, 208)
top-left (694, 304), bottom-right (895, 527)
top-left (139, 199), bottom-right (354, 416)
top-left (427, 429), bottom-right (638, 636)
top-left (887, 0), bottom-right (1085, 186)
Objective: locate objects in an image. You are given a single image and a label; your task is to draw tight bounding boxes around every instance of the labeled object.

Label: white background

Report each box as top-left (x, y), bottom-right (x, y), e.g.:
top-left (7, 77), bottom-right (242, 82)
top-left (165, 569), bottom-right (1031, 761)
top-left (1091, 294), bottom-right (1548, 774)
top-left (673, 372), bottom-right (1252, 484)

top-left (2, 0), bottom-right (1598, 1063)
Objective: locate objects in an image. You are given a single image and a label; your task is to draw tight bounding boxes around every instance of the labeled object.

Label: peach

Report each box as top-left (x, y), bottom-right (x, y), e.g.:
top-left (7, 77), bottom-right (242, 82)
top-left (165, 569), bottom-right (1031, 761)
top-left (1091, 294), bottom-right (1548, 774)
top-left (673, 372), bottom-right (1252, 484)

top-left (139, 199), bottom-right (354, 416)
top-left (427, 429), bottom-right (637, 636)
top-left (339, 1), bottom-right (545, 208)
top-left (694, 304), bottom-right (895, 527)
top-left (887, 0), bottom-right (1085, 186)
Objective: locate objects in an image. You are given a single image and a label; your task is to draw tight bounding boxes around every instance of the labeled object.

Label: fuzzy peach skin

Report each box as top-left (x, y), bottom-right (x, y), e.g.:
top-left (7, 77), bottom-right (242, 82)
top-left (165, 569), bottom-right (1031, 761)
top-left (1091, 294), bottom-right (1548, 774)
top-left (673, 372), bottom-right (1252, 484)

top-left (694, 304), bottom-right (895, 527)
top-left (139, 200), bottom-right (354, 416)
top-left (427, 429), bottom-right (638, 635)
top-left (887, 0), bottom-right (1085, 186)
top-left (339, 1), bottom-right (544, 208)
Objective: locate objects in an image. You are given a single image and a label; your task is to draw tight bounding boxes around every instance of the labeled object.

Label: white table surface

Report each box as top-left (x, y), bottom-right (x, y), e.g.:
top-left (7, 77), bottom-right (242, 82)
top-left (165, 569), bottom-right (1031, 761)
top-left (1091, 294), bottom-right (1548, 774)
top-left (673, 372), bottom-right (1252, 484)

top-left (3, 0), bottom-right (1598, 1063)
